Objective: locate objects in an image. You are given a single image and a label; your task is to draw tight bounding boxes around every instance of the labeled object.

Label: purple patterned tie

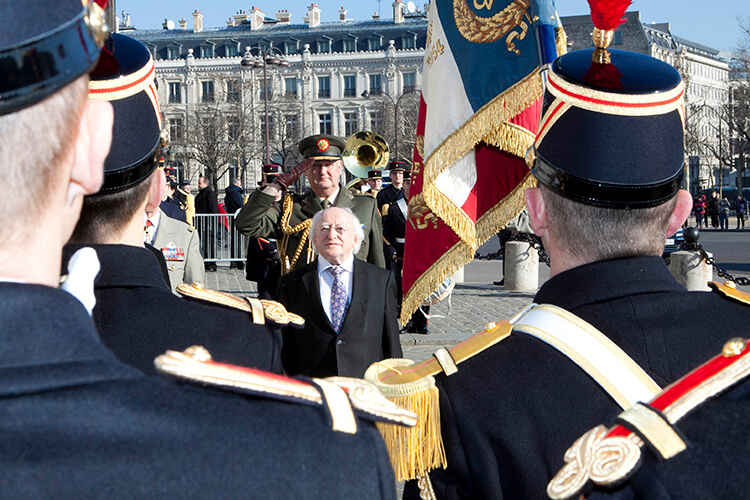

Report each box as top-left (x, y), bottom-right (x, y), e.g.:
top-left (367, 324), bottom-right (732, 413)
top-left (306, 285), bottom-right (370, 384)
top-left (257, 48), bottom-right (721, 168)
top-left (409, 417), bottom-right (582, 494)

top-left (328, 266), bottom-right (347, 333)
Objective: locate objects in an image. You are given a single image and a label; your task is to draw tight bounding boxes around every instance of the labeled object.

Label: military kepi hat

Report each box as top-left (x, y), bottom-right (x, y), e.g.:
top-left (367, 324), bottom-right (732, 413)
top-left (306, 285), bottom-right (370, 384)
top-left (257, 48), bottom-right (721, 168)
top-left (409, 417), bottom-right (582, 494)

top-left (367, 170), bottom-right (383, 180)
top-left (299, 134), bottom-right (346, 160)
top-left (529, 2), bottom-right (685, 209)
top-left (0, 0), bottom-right (109, 116)
top-left (262, 163), bottom-right (282, 176)
top-left (388, 161), bottom-right (407, 172)
top-left (89, 33), bottom-right (162, 194)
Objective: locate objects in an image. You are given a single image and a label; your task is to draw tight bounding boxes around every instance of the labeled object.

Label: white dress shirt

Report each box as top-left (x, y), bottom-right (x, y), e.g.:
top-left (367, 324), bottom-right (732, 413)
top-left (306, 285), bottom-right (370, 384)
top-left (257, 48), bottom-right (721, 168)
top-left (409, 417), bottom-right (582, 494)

top-left (318, 187), bottom-right (340, 208)
top-left (317, 254), bottom-right (354, 325)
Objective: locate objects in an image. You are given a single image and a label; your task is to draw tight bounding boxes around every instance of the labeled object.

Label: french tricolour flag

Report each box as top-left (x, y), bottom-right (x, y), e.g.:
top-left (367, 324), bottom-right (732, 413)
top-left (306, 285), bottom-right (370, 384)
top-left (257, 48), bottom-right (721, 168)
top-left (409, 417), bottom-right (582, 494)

top-left (401, 0), bottom-right (561, 323)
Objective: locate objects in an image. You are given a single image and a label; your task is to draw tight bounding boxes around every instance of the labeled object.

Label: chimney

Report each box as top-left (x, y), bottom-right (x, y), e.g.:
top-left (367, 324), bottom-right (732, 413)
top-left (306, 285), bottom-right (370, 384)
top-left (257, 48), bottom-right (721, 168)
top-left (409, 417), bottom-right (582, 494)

top-left (179, 17), bottom-right (187, 30)
top-left (226, 18), bottom-right (234, 27)
top-left (306, 3), bottom-right (321, 28)
top-left (372, 11), bottom-right (380, 21)
top-left (162, 18), bottom-right (170, 30)
top-left (249, 6), bottom-right (265, 30)
top-left (233, 11), bottom-right (249, 26)
top-left (192, 10), bottom-right (203, 33)
top-left (121, 11), bottom-right (131, 28)
top-left (393, 0), bottom-right (404, 24)
top-left (339, 6), bottom-right (347, 22)
top-left (276, 10), bottom-right (292, 25)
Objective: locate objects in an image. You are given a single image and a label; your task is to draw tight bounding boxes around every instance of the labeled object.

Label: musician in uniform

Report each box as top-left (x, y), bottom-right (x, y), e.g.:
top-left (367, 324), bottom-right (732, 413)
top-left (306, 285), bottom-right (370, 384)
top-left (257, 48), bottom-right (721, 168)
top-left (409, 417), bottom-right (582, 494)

top-left (365, 13), bottom-right (750, 500)
top-left (382, 171), bottom-right (429, 333)
top-left (66, 32), bottom-right (283, 377)
top-left (0, 2), bottom-right (406, 497)
top-left (367, 169), bottom-right (383, 198)
top-left (235, 134), bottom-right (385, 274)
top-left (376, 160), bottom-right (407, 212)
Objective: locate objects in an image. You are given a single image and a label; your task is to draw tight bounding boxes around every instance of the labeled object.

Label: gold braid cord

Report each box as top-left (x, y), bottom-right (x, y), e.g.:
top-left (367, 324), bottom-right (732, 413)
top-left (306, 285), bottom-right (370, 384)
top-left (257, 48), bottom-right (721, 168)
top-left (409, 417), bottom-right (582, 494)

top-left (454, 0), bottom-right (529, 45)
top-left (278, 193), bottom-right (313, 274)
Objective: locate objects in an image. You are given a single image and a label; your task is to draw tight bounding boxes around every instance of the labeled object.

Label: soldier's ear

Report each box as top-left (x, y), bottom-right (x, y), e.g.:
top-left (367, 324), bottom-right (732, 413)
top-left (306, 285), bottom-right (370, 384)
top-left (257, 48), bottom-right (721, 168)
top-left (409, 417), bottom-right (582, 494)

top-left (146, 168), bottom-right (167, 213)
top-left (666, 190), bottom-right (693, 238)
top-left (69, 100), bottom-right (113, 199)
top-left (525, 187), bottom-right (548, 239)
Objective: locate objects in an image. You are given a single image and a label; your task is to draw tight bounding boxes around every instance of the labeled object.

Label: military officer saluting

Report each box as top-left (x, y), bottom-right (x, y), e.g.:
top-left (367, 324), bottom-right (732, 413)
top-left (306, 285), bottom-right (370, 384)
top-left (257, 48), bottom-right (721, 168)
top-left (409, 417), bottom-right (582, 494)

top-left (236, 134), bottom-right (385, 274)
top-left (365, 3), bottom-right (750, 498)
top-left (376, 160), bottom-right (407, 213)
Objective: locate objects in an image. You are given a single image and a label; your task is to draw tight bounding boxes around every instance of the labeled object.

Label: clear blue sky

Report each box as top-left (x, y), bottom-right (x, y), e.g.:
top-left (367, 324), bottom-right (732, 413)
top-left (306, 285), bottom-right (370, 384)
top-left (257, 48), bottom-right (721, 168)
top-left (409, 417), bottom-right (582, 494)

top-left (117, 0), bottom-right (748, 52)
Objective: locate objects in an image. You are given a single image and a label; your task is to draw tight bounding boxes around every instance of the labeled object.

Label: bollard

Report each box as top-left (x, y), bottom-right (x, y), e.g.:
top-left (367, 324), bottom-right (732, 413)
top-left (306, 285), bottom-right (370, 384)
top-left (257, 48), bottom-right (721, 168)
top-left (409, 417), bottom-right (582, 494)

top-left (504, 241), bottom-right (539, 291)
top-left (668, 250), bottom-right (712, 291)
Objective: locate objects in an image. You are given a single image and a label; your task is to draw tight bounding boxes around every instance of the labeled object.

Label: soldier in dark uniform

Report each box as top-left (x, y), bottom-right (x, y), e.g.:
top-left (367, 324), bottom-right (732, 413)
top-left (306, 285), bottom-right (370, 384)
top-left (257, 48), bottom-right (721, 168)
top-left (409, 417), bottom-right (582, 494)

top-left (549, 334), bottom-right (750, 500)
top-left (367, 169), bottom-right (383, 199)
top-left (376, 160), bottom-right (407, 213)
top-left (245, 163), bottom-right (283, 299)
top-left (236, 134), bottom-right (385, 274)
top-left (365, 16), bottom-right (750, 500)
top-left (382, 171), bottom-right (429, 333)
top-left (0, 5), bottom-right (404, 496)
top-left (66, 33), bottom-right (283, 376)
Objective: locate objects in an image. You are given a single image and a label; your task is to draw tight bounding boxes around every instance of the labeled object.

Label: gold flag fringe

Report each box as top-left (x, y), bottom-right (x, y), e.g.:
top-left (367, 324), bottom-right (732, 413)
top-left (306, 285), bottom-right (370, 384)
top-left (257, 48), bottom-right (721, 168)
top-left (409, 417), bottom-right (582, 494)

top-left (365, 359), bottom-right (447, 482)
top-left (401, 240), bottom-right (474, 325)
top-left (475, 174), bottom-right (536, 244)
top-left (422, 69), bottom-right (542, 187)
top-left (484, 122), bottom-right (536, 159)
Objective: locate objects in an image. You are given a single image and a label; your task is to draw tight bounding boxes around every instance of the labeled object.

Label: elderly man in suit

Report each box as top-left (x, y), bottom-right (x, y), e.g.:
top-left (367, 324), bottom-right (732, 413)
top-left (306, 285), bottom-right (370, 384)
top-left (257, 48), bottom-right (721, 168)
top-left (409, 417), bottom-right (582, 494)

top-left (277, 207), bottom-right (402, 378)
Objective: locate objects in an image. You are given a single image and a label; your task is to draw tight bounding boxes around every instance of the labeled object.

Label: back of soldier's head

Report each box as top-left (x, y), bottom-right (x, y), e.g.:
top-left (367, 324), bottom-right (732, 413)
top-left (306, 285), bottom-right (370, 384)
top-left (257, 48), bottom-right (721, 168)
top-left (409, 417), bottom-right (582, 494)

top-left (71, 33), bottom-right (164, 244)
top-left (528, 33), bottom-right (686, 260)
top-left (0, 0), bottom-right (107, 244)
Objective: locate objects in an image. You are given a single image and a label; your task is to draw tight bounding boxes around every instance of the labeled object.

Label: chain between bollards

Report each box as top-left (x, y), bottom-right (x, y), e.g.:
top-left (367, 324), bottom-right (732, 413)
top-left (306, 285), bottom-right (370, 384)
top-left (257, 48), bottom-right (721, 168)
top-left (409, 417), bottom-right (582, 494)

top-left (680, 226), bottom-right (750, 287)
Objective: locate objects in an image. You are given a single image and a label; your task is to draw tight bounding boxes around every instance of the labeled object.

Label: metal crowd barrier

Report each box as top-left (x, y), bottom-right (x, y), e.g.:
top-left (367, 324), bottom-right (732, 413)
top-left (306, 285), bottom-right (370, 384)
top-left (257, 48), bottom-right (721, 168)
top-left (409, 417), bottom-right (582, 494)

top-left (193, 213), bottom-right (249, 263)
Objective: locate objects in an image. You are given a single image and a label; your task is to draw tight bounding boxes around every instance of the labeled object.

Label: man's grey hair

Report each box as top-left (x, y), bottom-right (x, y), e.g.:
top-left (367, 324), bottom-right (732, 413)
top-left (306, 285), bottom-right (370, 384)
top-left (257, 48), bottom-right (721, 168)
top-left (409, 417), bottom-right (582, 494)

top-left (541, 186), bottom-right (677, 262)
top-left (311, 207), bottom-right (364, 255)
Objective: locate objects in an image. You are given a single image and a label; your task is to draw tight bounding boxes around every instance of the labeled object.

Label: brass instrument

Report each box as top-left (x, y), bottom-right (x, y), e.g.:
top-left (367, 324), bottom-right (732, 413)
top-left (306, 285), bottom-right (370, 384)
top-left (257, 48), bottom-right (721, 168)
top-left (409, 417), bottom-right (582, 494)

top-left (342, 131), bottom-right (390, 180)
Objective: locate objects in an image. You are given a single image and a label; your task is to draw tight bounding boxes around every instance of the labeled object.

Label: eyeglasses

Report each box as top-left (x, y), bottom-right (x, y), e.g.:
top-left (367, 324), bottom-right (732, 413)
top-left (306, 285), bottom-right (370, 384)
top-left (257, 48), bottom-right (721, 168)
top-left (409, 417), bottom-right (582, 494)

top-left (319, 225), bottom-right (350, 235)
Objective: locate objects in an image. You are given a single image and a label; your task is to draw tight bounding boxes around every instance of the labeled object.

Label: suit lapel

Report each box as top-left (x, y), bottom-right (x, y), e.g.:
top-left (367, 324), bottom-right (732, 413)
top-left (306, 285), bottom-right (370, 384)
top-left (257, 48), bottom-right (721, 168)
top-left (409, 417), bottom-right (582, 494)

top-left (301, 262), bottom-right (335, 332)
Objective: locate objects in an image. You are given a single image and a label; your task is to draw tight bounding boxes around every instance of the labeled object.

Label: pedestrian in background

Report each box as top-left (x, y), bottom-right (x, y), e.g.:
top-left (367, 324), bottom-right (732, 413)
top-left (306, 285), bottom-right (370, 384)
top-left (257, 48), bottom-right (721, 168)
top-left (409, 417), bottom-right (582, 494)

top-left (719, 196), bottom-right (730, 230)
top-left (195, 175), bottom-right (219, 271)
top-left (224, 177), bottom-right (246, 270)
top-left (694, 194), bottom-right (706, 228)
top-left (708, 190), bottom-right (720, 228)
top-left (737, 194), bottom-right (747, 229)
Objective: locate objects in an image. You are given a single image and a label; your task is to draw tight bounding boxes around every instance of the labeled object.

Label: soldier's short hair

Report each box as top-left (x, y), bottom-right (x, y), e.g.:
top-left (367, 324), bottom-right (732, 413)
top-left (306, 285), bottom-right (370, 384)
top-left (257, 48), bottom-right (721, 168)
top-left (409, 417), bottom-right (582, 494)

top-left (0, 77), bottom-right (88, 244)
top-left (541, 185), bottom-right (676, 262)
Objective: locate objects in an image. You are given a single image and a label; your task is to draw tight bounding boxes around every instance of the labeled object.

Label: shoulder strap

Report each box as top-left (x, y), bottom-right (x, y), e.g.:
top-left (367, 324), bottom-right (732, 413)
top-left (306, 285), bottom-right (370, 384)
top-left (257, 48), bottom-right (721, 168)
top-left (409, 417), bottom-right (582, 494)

top-left (396, 198), bottom-right (408, 218)
top-left (513, 304), bottom-right (661, 410)
top-left (710, 281), bottom-right (750, 306)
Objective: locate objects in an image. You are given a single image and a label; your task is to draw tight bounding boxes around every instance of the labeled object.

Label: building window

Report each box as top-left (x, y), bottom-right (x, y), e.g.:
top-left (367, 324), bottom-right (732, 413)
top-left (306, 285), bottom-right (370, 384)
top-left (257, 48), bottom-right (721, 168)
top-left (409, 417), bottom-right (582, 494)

top-left (226, 79), bottom-right (240, 102)
top-left (402, 36), bottom-right (416, 49)
top-left (318, 76), bottom-right (331, 98)
top-left (227, 116), bottom-right (240, 141)
top-left (225, 45), bottom-right (238, 57)
top-left (285, 77), bottom-right (298, 97)
top-left (283, 42), bottom-right (297, 55)
top-left (259, 78), bottom-right (272, 100)
top-left (344, 112), bottom-right (358, 136)
top-left (370, 110), bottom-right (382, 131)
top-left (343, 39), bottom-right (356, 52)
top-left (369, 74), bottom-right (382, 95)
top-left (202, 81), bottom-right (214, 102)
top-left (368, 39), bottom-right (382, 51)
top-left (285, 114), bottom-right (299, 139)
top-left (317, 40), bottom-right (330, 53)
top-left (169, 117), bottom-right (184, 142)
top-left (200, 45), bottom-right (214, 58)
top-left (319, 113), bottom-right (332, 134)
top-left (167, 47), bottom-right (180, 60)
top-left (168, 82), bottom-right (181, 103)
top-left (403, 72), bottom-right (416, 92)
top-left (343, 75), bottom-right (356, 97)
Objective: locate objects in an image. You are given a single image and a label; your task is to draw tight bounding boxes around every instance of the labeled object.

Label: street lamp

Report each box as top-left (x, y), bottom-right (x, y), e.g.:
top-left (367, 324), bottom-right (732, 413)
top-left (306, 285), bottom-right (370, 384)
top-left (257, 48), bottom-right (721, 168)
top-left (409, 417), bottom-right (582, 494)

top-left (362, 88), bottom-right (420, 161)
top-left (242, 45), bottom-right (290, 165)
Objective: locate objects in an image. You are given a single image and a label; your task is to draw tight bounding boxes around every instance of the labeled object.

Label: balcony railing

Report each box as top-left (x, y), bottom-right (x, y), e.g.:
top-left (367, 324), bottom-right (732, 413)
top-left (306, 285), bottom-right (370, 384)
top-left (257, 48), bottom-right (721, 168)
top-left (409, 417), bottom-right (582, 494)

top-left (343, 88), bottom-right (356, 97)
top-left (318, 89), bottom-right (331, 98)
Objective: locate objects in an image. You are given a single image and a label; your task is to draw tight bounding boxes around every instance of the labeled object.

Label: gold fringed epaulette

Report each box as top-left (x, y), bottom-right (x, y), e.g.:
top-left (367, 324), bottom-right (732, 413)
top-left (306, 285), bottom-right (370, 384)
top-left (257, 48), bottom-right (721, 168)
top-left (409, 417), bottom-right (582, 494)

top-left (155, 346), bottom-right (417, 434)
top-left (176, 282), bottom-right (305, 328)
top-left (710, 281), bottom-right (750, 306)
top-left (364, 321), bottom-right (512, 482)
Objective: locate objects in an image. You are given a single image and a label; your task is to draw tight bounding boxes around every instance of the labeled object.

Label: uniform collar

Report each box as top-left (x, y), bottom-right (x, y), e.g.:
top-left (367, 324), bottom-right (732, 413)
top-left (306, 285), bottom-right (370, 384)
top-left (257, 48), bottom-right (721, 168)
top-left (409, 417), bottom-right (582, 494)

top-left (64, 243), bottom-right (170, 291)
top-left (534, 256), bottom-right (685, 311)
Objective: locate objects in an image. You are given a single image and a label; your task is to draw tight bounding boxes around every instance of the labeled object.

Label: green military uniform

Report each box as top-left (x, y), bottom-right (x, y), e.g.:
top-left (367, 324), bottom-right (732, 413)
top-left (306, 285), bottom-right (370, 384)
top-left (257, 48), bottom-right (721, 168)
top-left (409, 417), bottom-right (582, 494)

top-left (236, 187), bottom-right (385, 273)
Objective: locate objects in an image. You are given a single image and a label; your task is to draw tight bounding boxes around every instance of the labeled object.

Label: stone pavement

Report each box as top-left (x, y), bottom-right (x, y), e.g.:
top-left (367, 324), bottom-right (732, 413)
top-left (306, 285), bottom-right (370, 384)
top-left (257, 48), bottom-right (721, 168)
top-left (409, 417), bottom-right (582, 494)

top-left (203, 258), bottom-right (549, 357)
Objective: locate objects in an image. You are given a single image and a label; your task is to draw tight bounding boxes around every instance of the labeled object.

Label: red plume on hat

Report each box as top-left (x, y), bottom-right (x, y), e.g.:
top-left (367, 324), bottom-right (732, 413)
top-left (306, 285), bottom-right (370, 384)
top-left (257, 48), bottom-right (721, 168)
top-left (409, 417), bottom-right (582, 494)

top-left (583, 0), bottom-right (632, 90)
top-left (90, 0), bottom-right (121, 77)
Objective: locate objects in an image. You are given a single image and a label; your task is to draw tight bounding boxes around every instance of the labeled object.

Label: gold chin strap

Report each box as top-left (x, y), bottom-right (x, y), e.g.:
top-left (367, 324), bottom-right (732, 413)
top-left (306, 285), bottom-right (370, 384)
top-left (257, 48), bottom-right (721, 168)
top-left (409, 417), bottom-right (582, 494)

top-left (279, 193), bottom-right (313, 274)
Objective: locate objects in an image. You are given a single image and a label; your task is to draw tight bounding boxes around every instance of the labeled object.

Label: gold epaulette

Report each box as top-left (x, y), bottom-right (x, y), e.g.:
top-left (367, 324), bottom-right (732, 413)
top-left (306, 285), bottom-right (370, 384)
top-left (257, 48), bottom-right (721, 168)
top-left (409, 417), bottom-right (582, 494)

top-left (155, 346), bottom-right (417, 434)
top-left (176, 282), bottom-right (305, 328)
top-left (710, 281), bottom-right (750, 306)
top-left (364, 321), bottom-right (512, 481)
